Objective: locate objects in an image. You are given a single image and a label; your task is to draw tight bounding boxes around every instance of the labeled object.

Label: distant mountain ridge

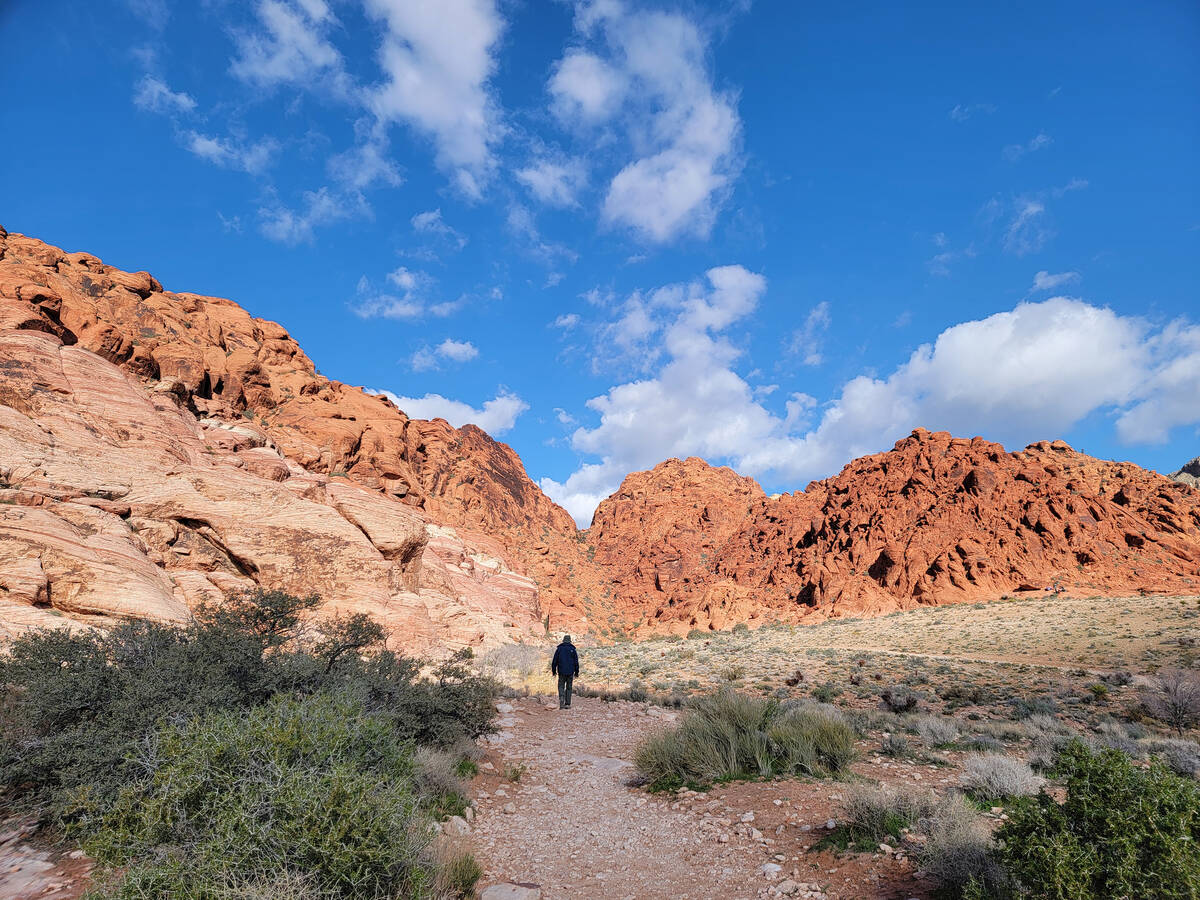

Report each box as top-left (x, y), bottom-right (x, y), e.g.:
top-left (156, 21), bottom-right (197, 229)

top-left (2, 227), bottom-right (1198, 645)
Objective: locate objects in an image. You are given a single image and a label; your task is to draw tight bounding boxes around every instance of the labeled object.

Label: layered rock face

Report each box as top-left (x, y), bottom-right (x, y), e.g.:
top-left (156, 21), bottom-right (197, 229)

top-left (0, 228), bottom-right (565, 647)
top-left (629, 430), bottom-right (1200, 631)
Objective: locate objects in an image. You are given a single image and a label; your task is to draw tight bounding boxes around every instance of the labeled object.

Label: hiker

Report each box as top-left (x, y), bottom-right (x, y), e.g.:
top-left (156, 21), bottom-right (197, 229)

top-left (550, 634), bottom-right (580, 709)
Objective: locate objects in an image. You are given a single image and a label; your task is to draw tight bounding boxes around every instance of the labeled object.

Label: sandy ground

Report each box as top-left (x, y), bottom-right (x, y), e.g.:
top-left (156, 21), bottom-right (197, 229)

top-left (471, 695), bottom-right (933, 900)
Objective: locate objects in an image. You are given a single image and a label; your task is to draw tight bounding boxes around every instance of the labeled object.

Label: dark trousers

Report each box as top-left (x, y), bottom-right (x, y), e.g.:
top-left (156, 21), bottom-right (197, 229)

top-left (557, 674), bottom-right (574, 708)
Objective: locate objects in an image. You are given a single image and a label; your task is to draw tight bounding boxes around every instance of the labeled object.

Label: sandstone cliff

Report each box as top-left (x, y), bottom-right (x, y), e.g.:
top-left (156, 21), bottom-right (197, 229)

top-left (0, 227), bottom-right (580, 647)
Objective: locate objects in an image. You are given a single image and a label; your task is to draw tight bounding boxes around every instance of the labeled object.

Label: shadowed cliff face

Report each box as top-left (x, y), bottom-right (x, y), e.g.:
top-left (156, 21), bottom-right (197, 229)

top-left (2, 226), bottom-right (1198, 646)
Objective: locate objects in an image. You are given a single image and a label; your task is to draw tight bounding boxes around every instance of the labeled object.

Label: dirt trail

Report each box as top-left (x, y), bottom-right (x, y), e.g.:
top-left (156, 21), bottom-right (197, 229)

top-left (471, 695), bottom-right (767, 899)
top-left (470, 696), bottom-right (928, 900)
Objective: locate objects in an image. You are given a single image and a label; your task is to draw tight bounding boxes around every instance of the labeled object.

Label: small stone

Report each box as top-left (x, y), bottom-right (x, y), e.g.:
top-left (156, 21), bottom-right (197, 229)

top-left (823, 819), bottom-right (836, 830)
top-left (760, 863), bottom-right (782, 877)
top-left (503, 803), bottom-right (517, 814)
top-left (741, 812), bottom-right (756, 823)
top-left (444, 815), bottom-right (471, 836)
top-left (776, 880), bottom-right (800, 896)
top-left (479, 885), bottom-right (542, 900)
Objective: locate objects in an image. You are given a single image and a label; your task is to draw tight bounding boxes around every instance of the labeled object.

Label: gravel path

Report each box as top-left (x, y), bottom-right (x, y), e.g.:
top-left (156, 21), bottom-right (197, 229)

top-left (471, 696), bottom-right (813, 900)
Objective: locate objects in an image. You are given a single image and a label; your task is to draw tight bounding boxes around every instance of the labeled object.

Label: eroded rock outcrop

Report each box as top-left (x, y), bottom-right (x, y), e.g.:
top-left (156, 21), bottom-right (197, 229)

top-left (1172, 457), bottom-right (1200, 489)
top-left (637, 430), bottom-right (1200, 631)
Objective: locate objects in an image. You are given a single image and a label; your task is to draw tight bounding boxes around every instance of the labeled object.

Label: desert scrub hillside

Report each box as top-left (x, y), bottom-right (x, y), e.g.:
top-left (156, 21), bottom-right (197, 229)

top-left (0, 590), bottom-right (494, 899)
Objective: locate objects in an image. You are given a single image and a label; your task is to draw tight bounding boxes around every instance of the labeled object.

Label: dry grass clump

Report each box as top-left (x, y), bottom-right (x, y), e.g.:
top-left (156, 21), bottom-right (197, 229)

top-left (914, 714), bottom-right (960, 748)
top-left (960, 753), bottom-right (1043, 801)
top-left (633, 690), bottom-right (857, 789)
top-left (919, 794), bottom-right (1006, 895)
top-left (842, 783), bottom-right (936, 842)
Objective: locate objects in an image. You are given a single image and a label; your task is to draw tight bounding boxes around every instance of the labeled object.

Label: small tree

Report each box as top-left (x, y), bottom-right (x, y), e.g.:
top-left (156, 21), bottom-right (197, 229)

top-left (193, 588), bottom-right (321, 650)
top-left (1142, 668), bottom-right (1200, 736)
top-left (315, 613), bottom-right (387, 674)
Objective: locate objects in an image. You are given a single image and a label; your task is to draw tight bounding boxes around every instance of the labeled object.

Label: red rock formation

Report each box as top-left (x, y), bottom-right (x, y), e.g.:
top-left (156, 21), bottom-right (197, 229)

top-left (644, 430), bottom-right (1200, 631)
top-left (3, 227), bottom-right (1198, 646)
top-left (0, 227), bottom-right (575, 646)
top-left (588, 457), bottom-right (765, 622)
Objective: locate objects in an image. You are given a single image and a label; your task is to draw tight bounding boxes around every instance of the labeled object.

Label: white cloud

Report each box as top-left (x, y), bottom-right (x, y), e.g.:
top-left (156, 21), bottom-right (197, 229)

top-left (1005, 199), bottom-right (1051, 256)
top-left (1031, 270), bottom-right (1080, 292)
top-left (541, 269), bottom-right (1200, 526)
top-left (363, 0), bottom-right (504, 197)
top-left (372, 388), bottom-right (527, 434)
top-left (1003, 132), bottom-right (1053, 162)
top-left (789, 301), bottom-right (832, 365)
top-left (436, 338), bottom-right (479, 362)
top-left (410, 347), bottom-right (438, 371)
top-left (550, 50), bottom-right (626, 123)
top-left (132, 76), bottom-right (196, 114)
top-left (230, 0), bottom-right (346, 91)
top-left (553, 313), bottom-right (580, 329)
top-left (186, 131), bottom-right (279, 174)
top-left (411, 208), bottom-right (467, 247)
top-left (258, 186), bottom-right (363, 244)
top-left (352, 268), bottom-right (430, 318)
top-left (548, 2), bottom-right (741, 242)
top-left (327, 138), bottom-right (403, 190)
top-left (948, 102), bottom-right (996, 122)
top-left (516, 156), bottom-right (588, 207)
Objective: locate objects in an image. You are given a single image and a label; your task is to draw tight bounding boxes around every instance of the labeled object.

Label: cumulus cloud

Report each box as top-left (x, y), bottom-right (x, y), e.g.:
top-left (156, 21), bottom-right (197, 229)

top-left (363, 0), bottom-right (504, 197)
top-left (1031, 270), bottom-right (1080, 292)
top-left (437, 338), bottom-right (479, 362)
top-left (553, 313), bottom-right (580, 329)
top-left (351, 267), bottom-right (430, 318)
top-left (372, 388), bottom-right (527, 434)
top-left (547, 1), bottom-right (741, 242)
top-left (132, 75), bottom-right (196, 114)
top-left (541, 269), bottom-right (1200, 526)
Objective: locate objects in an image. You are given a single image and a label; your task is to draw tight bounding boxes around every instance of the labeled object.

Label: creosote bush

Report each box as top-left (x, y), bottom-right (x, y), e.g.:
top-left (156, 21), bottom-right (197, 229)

top-left (0, 589), bottom-right (495, 899)
top-left (633, 690), bottom-right (857, 790)
top-left (994, 740), bottom-right (1200, 899)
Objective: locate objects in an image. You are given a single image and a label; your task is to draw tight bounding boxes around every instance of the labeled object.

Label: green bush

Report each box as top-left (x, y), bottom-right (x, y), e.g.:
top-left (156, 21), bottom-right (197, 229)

top-left (82, 693), bottom-right (436, 899)
top-left (633, 690), bottom-right (856, 789)
top-left (0, 591), bottom-right (497, 818)
top-left (995, 740), bottom-right (1200, 899)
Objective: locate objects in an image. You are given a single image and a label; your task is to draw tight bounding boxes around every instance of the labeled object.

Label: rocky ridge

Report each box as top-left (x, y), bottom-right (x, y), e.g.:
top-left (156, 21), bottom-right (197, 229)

top-left (612, 430), bottom-right (1200, 632)
top-left (2, 227), bottom-right (1199, 646)
top-left (1172, 457), bottom-right (1200, 489)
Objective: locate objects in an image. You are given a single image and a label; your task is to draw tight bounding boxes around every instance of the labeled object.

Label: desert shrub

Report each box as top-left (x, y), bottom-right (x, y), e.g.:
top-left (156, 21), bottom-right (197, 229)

top-left (962, 734), bottom-right (1004, 753)
top-left (1007, 695), bottom-right (1058, 719)
top-left (1141, 667), bottom-right (1200, 735)
top-left (842, 783), bottom-right (936, 842)
top-left (82, 693), bottom-right (435, 899)
top-left (960, 753), bottom-right (1043, 801)
top-left (995, 741), bottom-right (1200, 899)
top-left (915, 715), bottom-right (960, 748)
top-left (0, 591), bottom-right (497, 819)
top-left (1101, 669), bottom-right (1133, 686)
top-left (811, 681), bottom-right (841, 703)
top-left (1146, 738), bottom-right (1200, 778)
top-left (632, 690), bottom-right (856, 789)
top-left (939, 683), bottom-right (997, 707)
top-left (412, 747), bottom-right (468, 814)
top-left (880, 685), bottom-right (919, 713)
top-left (881, 734), bottom-right (909, 757)
top-left (1091, 720), bottom-right (1139, 756)
top-left (433, 845), bottom-right (483, 899)
top-left (920, 794), bottom-right (1007, 897)
top-left (479, 643), bottom-right (546, 682)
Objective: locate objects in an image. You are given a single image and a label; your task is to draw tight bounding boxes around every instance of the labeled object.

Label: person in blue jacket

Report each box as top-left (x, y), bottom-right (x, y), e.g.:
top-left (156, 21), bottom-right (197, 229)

top-left (550, 635), bottom-right (580, 709)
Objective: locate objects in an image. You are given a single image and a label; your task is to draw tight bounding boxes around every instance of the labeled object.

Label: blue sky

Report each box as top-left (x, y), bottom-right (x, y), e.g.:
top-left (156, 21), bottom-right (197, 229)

top-left (2, 0), bottom-right (1197, 525)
